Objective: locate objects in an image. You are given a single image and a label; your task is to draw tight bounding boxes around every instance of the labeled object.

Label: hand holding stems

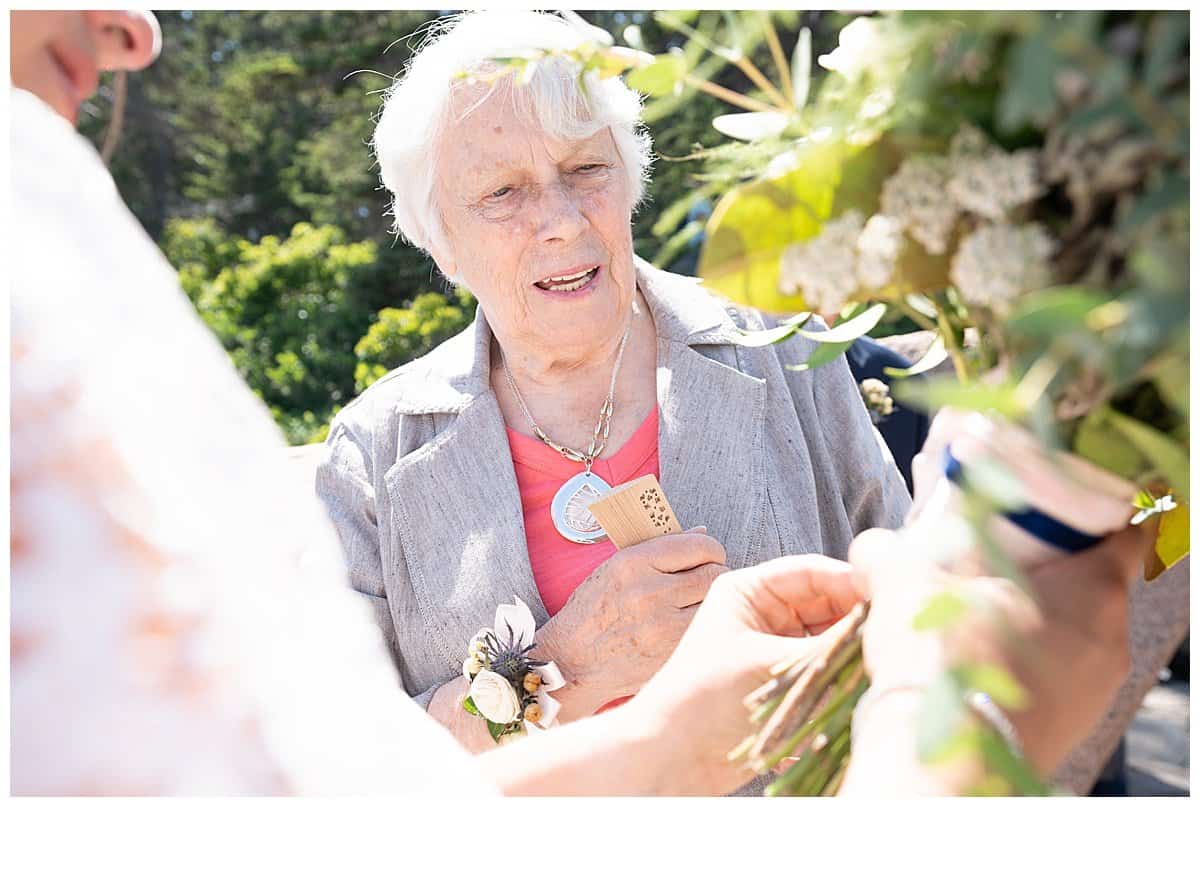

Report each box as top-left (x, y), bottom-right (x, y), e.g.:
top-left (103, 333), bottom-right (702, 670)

top-left (479, 553), bottom-right (868, 796)
top-left (841, 523), bottom-right (1152, 795)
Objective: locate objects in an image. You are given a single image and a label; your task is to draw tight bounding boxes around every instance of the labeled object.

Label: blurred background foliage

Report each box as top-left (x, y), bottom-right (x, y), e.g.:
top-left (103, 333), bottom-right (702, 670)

top-left (81, 9), bottom-right (843, 442)
top-left (80, 10), bottom-right (1186, 447)
top-left (80, 10), bottom-right (850, 443)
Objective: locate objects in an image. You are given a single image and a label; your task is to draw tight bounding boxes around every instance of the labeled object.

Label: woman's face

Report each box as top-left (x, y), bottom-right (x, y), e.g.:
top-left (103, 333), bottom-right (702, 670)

top-left (9, 10), bottom-right (160, 125)
top-left (432, 87), bottom-right (639, 364)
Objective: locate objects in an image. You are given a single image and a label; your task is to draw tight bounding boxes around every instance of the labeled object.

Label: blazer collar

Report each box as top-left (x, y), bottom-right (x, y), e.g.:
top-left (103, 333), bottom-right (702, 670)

top-left (396, 256), bottom-right (743, 416)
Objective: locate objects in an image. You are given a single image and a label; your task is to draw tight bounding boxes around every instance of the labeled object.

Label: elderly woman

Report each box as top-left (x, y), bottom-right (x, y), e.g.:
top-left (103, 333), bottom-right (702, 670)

top-left (317, 10), bottom-right (909, 761)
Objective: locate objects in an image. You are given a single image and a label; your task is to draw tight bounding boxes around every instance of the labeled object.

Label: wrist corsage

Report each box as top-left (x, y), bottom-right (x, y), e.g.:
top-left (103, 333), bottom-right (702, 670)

top-left (462, 596), bottom-right (565, 743)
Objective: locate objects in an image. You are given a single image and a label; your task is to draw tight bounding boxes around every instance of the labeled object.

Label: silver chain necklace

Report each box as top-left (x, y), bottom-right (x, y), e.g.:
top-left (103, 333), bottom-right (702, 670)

top-left (501, 307), bottom-right (634, 544)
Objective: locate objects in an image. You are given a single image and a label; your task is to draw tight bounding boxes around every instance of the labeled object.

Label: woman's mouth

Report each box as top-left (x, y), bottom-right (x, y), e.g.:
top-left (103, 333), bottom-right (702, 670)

top-left (533, 266), bottom-right (600, 294)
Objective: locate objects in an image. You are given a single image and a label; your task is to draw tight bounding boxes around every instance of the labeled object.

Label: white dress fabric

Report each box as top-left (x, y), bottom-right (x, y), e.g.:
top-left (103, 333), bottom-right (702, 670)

top-left (9, 88), bottom-right (491, 796)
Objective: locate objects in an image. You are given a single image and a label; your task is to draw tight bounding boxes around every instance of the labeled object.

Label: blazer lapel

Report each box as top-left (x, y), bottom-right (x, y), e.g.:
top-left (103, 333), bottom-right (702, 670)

top-left (639, 260), bottom-right (771, 570)
top-left (384, 319), bottom-right (548, 665)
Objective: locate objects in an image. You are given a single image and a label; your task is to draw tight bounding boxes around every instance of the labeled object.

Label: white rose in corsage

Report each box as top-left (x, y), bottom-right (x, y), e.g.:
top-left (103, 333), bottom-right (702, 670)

top-left (468, 670), bottom-right (522, 724)
top-left (460, 596), bottom-right (566, 742)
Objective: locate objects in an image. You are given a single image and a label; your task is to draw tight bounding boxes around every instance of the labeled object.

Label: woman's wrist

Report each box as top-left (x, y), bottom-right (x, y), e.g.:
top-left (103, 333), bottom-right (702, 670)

top-left (428, 677), bottom-right (501, 754)
top-left (530, 620), bottom-right (600, 723)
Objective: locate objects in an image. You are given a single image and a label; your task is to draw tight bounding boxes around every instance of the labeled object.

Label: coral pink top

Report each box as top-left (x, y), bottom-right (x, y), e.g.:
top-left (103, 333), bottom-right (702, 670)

top-left (507, 407), bottom-right (660, 617)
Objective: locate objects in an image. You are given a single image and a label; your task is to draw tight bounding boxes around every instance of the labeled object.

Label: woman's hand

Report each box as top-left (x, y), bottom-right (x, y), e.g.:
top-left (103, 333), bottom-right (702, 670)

top-left (847, 524), bottom-right (1151, 788)
top-left (532, 530), bottom-right (728, 718)
top-left (621, 554), bottom-right (868, 795)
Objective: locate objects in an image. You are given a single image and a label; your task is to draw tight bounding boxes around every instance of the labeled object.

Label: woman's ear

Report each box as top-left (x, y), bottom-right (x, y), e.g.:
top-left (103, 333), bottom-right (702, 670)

top-left (429, 227), bottom-right (458, 281)
top-left (431, 247), bottom-right (458, 281)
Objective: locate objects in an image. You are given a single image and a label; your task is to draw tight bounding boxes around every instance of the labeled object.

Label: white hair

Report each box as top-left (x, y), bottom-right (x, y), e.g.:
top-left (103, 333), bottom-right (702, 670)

top-left (372, 10), bottom-right (653, 262)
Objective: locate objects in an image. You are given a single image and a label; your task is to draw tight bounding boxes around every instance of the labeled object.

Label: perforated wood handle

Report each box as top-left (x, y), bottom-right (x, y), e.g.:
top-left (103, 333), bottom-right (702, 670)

top-left (587, 474), bottom-right (682, 549)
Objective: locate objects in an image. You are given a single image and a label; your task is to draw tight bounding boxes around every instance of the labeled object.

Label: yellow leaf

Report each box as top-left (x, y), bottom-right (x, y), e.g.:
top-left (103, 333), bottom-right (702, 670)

top-left (1148, 501), bottom-right (1189, 581)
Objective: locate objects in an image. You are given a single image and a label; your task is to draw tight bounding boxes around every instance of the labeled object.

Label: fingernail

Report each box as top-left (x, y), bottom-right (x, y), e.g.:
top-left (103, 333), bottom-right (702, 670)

top-left (687, 525), bottom-right (707, 534)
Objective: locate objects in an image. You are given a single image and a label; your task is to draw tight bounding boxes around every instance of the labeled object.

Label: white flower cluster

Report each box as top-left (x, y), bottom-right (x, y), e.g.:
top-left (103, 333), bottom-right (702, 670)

top-left (779, 210), bottom-right (864, 315)
top-left (462, 596), bottom-right (565, 736)
top-left (879, 154), bottom-right (958, 255)
top-left (859, 377), bottom-right (895, 424)
top-left (778, 210), bottom-right (906, 314)
top-left (779, 125), bottom-right (1053, 313)
top-left (880, 125), bottom-right (1044, 255)
top-left (950, 223), bottom-right (1055, 310)
top-left (856, 214), bottom-right (904, 290)
top-left (946, 125), bottom-right (1043, 222)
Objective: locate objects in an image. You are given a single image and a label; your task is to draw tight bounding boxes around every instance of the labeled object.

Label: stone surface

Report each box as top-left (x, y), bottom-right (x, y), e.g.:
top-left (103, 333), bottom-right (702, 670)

top-left (1126, 680), bottom-right (1189, 796)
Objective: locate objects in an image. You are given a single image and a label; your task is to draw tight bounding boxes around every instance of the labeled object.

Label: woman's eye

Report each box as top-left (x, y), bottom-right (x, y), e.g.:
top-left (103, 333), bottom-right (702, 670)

top-left (488, 186), bottom-right (512, 199)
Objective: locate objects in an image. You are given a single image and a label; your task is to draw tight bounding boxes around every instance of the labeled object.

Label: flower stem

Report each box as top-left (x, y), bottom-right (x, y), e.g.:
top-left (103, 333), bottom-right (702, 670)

top-left (731, 55), bottom-right (792, 112)
top-left (759, 656), bottom-right (864, 771)
top-left (684, 74), bottom-right (777, 113)
top-left (749, 606), bottom-right (867, 766)
top-left (758, 11), bottom-right (794, 106)
top-left (934, 310), bottom-right (971, 383)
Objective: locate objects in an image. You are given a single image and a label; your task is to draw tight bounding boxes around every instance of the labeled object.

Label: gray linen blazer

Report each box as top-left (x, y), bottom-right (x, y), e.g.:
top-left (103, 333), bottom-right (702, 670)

top-left (316, 258), bottom-right (910, 712)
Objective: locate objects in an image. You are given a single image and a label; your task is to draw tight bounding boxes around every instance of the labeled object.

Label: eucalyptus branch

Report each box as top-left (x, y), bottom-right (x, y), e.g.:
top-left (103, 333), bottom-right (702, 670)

top-left (934, 309), bottom-right (972, 383)
top-left (747, 604), bottom-right (868, 767)
top-left (758, 11), bottom-right (795, 106)
top-left (683, 74), bottom-right (777, 113)
top-left (730, 55), bottom-right (792, 112)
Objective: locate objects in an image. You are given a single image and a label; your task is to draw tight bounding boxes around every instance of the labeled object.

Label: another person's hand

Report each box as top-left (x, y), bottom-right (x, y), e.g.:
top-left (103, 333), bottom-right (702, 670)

top-left (624, 554), bottom-right (869, 795)
top-left (849, 523), bottom-right (1151, 785)
top-left (535, 529), bottom-right (728, 716)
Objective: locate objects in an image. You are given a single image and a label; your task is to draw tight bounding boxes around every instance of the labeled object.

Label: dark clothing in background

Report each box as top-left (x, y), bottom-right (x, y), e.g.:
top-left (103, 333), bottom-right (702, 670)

top-left (845, 336), bottom-right (930, 495)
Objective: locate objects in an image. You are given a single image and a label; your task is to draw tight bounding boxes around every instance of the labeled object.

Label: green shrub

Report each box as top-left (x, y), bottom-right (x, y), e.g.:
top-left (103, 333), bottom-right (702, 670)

top-left (354, 288), bottom-right (477, 392)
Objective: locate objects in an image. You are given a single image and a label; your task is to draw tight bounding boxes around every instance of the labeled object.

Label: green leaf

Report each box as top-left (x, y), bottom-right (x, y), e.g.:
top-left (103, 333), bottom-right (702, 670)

top-left (795, 303), bottom-right (887, 343)
top-left (732, 312), bottom-right (812, 347)
top-left (651, 219), bottom-right (705, 269)
top-left (462, 695), bottom-right (480, 716)
top-left (1106, 410), bottom-right (1190, 504)
top-left (651, 185), bottom-right (717, 239)
top-left (953, 663), bottom-right (1029, 711)
top-left (884, 334), bottom-right (947, 378)
top-left (1144, 12), bottom-right (1189, 94)
top-left (904, 293), bottom-right (940, 320)
top-left (997, 31), bottom-right (1062, 133)
top-left (893, 377), bottom-right (1026, 421)
top-left (625, 52), bottom-right (687, 97)
top-left (912, 591), bottom-right (969, 631)
top-left (958, 455), bottom-right (1028, 512)
top-left (1062, 96), bottom-right (1145, 136)
top-left (1152, 501), bottom-right (1190, 577)
top-left (1152, 354), bottom-right (1190, 421)
top-left (486, 720), bottom-right (507, 742)
top-left (712, 111), bottom-right (790, 142)
top-left (698, 136), bottom-right (852, 312)
top-left (1120, 172), bottom-right (1189, 236)
top-left (785, 338), bottom-right (855, 372)
top-left (1004, 287), bottom-right (1111, 339)
top-left (917, 672), bottom-right (968, 763)
top-left (1071, 409), bottom-right (1147, 482)
top-left (622, 24), bottom-right (645, 51)
top-left (976, 728), bottom-right (1050, 796)
top-left (791, 26), bottom-right (812, 110)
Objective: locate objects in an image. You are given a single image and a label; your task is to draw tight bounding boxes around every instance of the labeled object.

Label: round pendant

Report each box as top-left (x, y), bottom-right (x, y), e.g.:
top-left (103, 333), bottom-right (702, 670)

top-left (550, 470), bottom-right (612, 544)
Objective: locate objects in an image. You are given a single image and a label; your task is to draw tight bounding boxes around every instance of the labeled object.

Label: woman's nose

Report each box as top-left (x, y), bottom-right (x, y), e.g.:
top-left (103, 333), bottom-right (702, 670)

top-left (537, 182), bottom-right (589, 244)
top-left (83, 10), bottom-right (161, 73)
